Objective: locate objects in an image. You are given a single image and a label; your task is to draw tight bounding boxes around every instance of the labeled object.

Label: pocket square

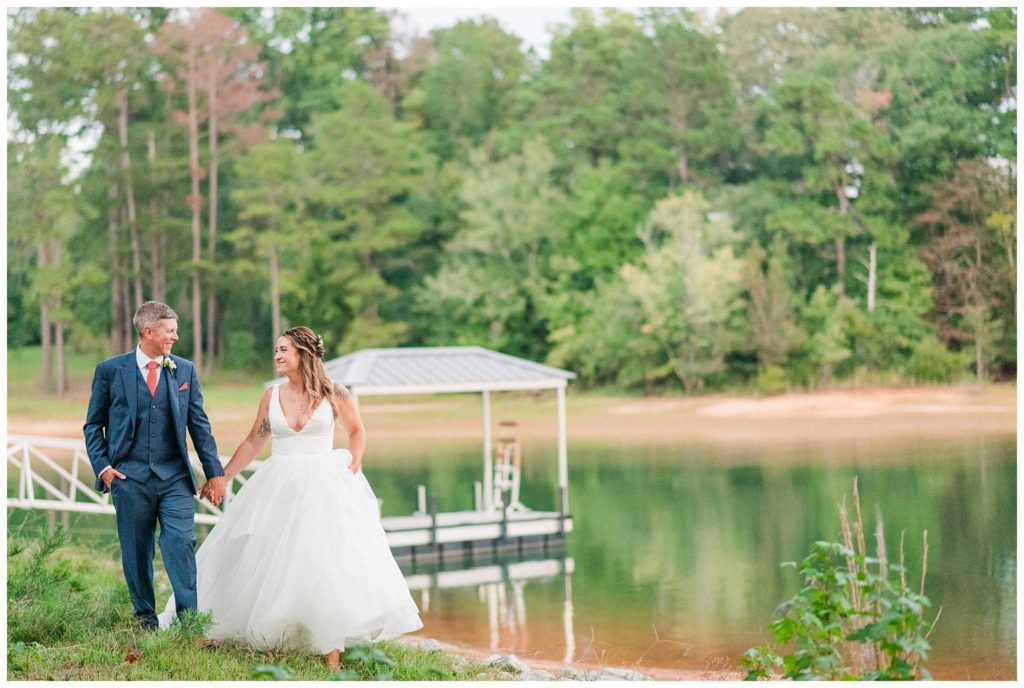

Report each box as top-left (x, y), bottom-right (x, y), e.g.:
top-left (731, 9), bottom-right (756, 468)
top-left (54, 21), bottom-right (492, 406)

top-left (178, 382), bottom-right (189, 391)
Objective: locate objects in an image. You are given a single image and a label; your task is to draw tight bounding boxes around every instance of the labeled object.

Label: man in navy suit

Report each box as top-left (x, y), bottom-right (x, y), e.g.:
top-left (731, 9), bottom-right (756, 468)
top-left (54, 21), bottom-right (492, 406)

top-left (84, 301), bottom-right (226, 630)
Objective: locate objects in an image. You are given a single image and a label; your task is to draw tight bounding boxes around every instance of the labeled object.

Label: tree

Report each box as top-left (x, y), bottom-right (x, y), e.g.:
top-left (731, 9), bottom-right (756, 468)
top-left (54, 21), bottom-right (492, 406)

top-left (415, 138), bottom-right (567, 359)
top-left (530, 9), bottom-right (650, 170)
top-left (760, 74), bottom-right (896, 292)
top-left (300, 81), bottom-right (431, 351)
top-left (743, 237), bottom-right (804, 370)
top-left (628, 8), bottom-right (738, 186)
top-left (405, 18), bottom-right (528, 161)
top-left (192, 9), bottom-right (279, 373)
top-left (915, 160), bottom-right (1015, 382)
top-left (8, 139), bottom-right (85, 395)
top-left (571, 191), bottom-right (745, 393)
top-left (230, 138), bottom-right (304, 341)
top-left (225, 7), bottom-right (394, 139)
top-left (155, 11), bottom-right (208, 372)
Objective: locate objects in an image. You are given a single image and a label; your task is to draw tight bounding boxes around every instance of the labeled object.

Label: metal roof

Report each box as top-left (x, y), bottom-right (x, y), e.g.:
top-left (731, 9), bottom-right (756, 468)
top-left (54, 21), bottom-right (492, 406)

top-left (270, 346), bottom-right (576, 395)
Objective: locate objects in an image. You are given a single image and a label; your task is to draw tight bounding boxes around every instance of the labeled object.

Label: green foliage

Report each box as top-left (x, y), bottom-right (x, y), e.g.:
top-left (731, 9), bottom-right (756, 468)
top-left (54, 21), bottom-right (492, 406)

top-left (755, 366), bottom-right (789, 395)
top-left (741, 482), bottom-right (937, 680)
top-left (7, 533), bottom-right (484, 681)
top-left (5, 7), bottom-right (1016, 395)
top-left (7, 527), bottom-right (93, 645)
top-left (906, 339), bottom-right (966, 384)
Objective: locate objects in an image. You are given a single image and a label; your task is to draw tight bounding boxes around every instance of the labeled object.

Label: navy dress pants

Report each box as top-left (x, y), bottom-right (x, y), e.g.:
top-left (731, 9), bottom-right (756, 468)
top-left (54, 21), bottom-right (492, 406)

top-left (111, 472), bottom-right (197, 618)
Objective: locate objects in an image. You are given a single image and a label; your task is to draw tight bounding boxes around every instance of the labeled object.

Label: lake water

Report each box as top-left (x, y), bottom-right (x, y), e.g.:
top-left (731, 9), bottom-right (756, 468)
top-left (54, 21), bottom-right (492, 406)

top-left (8, 433), bottom-right (1016, 679)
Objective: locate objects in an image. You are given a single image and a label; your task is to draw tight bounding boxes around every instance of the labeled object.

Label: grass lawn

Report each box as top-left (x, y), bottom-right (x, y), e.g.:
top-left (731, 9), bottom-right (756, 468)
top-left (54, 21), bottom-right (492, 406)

top-left (7, 527), bottom-right (489, 681)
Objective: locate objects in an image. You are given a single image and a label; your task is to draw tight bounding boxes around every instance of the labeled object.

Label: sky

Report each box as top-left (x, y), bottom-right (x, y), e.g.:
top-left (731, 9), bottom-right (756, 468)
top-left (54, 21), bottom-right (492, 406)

top-left (391, 6), bottom-right (575, 57)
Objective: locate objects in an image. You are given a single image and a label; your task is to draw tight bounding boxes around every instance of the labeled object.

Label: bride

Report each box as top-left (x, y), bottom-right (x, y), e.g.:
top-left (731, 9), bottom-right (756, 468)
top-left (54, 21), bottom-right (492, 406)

top-left (159, 326), bottom-right (422, 669)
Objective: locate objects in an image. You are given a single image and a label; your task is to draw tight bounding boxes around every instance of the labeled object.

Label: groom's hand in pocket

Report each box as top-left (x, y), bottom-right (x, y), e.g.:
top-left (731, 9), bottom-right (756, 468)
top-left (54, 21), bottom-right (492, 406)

top-left (102, 468), bottom-right (127, 489)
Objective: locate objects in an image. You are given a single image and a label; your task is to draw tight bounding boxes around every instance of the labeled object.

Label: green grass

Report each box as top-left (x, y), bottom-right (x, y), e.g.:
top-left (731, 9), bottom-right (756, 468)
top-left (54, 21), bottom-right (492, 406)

top-left (7, 527), bottom-right (491, 681)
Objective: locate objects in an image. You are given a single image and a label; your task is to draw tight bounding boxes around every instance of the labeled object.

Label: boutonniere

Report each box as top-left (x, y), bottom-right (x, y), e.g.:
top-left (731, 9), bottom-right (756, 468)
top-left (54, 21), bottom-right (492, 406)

top-left (162, 358), bottom-right (177, 373)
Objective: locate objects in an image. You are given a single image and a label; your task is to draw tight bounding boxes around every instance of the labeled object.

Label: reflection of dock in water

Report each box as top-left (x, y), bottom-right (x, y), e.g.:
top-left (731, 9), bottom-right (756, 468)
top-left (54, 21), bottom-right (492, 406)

top-left (403, 555), bottom-right (576, 665)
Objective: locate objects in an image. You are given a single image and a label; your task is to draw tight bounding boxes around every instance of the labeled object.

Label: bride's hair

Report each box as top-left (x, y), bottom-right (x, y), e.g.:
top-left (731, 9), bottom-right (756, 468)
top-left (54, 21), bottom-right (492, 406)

top-left (281, 326), bottom-right (340, 419)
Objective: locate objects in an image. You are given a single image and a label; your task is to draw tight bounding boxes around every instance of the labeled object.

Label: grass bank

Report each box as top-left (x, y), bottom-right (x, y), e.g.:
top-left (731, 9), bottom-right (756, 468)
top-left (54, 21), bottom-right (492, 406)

top-left (7, 527), bottom-right (487, 681)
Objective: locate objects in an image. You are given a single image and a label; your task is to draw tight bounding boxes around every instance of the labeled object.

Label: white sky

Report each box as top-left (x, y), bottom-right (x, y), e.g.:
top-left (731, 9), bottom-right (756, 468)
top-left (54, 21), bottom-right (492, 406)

top-left (391, 6), bottom-right (575, 57)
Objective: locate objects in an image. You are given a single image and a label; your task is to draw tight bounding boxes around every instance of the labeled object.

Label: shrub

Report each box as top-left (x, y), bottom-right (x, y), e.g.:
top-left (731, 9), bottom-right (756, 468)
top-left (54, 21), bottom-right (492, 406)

top-left (754, 366), bottom-right (788, 395)
top-left (906, 338), bottom-right (965, 383)
top-left (7, 527), bottom-right (94, 645)
top-left (741, 478), bottom-right (938, 680)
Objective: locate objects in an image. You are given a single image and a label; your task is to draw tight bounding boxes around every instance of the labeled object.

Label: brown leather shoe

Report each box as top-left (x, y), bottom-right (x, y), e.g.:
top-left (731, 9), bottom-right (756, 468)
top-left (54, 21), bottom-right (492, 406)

top-left (197, 637), bottom-right (220, 649)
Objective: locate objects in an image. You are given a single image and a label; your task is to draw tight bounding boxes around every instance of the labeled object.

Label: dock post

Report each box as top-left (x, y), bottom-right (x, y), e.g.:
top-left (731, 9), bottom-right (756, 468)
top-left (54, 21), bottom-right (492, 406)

top-left (559, 486), bottom-right (568, 535)
top-left (501, 503), bottom-right (509, 542)
top-left (417, 485), bottom-right (427, 513)
top-left (429, 494), bottom-right (439, 559)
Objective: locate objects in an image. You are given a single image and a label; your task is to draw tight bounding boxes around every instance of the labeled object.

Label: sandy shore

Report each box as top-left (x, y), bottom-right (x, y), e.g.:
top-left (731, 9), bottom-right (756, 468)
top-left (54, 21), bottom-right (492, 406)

top-left (9, 385), bottom-right (1015, 451)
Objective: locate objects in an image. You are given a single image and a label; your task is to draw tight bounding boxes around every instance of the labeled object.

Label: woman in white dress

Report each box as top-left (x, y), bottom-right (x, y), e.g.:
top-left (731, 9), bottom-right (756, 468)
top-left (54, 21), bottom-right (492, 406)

top-left (159, 326), bottom-right (422, 669)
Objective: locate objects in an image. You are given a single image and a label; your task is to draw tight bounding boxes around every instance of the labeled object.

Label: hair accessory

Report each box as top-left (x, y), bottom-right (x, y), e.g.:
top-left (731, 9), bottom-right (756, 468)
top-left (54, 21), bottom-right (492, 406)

top-left (315, 334), bottom-right (325, 359)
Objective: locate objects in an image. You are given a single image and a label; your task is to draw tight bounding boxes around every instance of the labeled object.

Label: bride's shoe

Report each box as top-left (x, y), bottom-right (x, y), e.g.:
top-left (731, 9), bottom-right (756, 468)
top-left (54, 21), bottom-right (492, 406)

top-left (325, 649), bottom-right (342, 672)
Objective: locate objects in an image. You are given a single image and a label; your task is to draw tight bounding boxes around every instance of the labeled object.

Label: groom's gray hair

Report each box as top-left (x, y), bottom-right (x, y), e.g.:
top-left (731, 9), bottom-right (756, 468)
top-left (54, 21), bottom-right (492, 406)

top-left (133, 301), bottom-right (178, 335)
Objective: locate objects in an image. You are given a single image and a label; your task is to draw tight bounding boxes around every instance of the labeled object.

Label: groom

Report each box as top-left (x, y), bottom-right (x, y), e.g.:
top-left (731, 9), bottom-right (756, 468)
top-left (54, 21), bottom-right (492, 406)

top-left (84, 301), bottom-right (226, 630)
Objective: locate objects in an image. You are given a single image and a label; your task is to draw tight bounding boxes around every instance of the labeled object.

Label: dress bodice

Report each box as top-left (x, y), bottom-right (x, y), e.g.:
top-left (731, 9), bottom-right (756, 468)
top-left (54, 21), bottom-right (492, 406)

top-left (269, 384), bottom-right (334, 455)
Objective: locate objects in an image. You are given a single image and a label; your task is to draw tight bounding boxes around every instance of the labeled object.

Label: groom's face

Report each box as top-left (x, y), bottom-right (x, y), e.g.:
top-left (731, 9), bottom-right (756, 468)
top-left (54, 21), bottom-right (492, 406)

top-left (143, 318), bottom-right (179, 358)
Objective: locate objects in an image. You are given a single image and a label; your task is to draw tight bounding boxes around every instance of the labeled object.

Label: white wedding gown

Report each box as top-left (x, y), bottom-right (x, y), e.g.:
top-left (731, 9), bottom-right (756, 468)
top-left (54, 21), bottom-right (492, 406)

top-left (158, 384), bottom-right (423, 653)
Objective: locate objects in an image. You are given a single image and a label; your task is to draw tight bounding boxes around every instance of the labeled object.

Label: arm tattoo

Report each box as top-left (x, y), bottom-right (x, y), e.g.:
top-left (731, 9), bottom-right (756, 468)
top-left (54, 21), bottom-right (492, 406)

top-left (257, 418), bottom-right (271, 438)
top-left (335, 384), bottom-right (352, 401)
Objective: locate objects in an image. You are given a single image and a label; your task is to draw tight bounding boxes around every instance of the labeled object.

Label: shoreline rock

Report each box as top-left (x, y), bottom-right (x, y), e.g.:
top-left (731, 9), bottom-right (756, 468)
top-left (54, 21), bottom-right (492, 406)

top-left (395, 638), bottom-right (654, 681)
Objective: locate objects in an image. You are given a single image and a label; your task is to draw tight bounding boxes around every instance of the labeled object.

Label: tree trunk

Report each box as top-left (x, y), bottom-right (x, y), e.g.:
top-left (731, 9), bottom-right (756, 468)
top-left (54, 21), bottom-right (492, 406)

top-left (834, 184), bottom-right (849, 293)
top-left (205, 76), bottom-right (219, 377)
top-left (186, 43), bottom-right (203, 372)
top-left (975, 313), bottom-right (985, 384)
top-left (676, 147), bottom-right (689, 185)
top-left (121, 215), bottom-right (135, 347)
top-left (37, 241), bottom-right (52, 391)
top-left (269, 241), bottom-right (281, 339)
top-left (108, 183), bottom-right (126, 353)
top-left (147, 130), bottom-right (166, 302)
top-left (866, 242), bottom-right (877, 313)
top-left (53, 241), bottom-right (67, 397)
top-left (118, 85), bottom-right (144, 307)
top-left (55, 319), bottom-right (66, 397)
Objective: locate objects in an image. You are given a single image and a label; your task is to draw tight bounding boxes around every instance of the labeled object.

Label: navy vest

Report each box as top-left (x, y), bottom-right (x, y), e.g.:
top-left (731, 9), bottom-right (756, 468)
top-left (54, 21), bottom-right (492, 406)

top-left (125, 365), bottom-right (186, 481)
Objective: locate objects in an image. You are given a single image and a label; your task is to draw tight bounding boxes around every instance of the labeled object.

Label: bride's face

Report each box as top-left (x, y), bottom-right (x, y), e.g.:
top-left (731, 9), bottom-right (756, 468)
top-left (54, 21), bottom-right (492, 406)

top-left (274, 336), bottom-right (301, 375)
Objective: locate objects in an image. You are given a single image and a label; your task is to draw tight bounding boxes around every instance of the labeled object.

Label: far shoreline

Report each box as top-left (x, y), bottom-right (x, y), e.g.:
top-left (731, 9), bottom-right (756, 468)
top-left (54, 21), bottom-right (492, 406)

top-left (8, 384), bottom-right (1016, 452)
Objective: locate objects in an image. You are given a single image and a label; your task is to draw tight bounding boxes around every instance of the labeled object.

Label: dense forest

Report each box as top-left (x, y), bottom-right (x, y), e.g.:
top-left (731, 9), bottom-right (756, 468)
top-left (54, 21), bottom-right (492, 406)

top-left (7, 7), bottom-right (1017, 395)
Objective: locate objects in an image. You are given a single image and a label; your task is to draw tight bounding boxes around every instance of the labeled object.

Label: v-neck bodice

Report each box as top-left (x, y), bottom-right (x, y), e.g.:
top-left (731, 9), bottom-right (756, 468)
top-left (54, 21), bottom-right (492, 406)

top-left (269, 384), bottom-right (334, 455)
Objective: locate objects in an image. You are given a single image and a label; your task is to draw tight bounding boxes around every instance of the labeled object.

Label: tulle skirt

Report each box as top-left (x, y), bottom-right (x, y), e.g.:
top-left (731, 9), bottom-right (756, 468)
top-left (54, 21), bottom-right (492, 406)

top-left (158, 448), bottom-right (423, 653)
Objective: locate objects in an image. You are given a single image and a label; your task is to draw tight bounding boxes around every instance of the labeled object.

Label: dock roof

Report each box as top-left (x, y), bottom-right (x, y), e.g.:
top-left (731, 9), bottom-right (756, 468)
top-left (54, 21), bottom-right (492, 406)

top-left (271, 346), bottom-right (576, 395)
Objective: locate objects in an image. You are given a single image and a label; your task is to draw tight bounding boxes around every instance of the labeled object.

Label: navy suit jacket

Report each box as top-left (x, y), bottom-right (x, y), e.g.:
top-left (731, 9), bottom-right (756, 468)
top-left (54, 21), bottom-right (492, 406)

top-left (83, 351), bottom-right (224, 495)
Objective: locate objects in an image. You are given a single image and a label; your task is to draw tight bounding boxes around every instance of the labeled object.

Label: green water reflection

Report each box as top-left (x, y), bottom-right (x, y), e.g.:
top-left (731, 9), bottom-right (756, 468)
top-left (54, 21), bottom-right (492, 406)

top-left (8, 434), bottom-right (1015, 679)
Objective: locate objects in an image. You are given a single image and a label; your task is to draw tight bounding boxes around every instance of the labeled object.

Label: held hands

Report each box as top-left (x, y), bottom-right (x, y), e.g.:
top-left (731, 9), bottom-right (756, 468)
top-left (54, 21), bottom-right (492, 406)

top-left (200, 476), bottom-right (227, 506)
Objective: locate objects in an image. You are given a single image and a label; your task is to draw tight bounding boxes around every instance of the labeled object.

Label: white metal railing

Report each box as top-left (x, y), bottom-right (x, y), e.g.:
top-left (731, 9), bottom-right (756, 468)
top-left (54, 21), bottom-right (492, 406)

top-left (6, 435), bottom-right (261, 525)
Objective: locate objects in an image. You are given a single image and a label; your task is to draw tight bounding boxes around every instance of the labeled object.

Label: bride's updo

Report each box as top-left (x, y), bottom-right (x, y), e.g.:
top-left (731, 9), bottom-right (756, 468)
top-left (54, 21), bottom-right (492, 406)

top-left (281, 326), bottom-right (340, 419)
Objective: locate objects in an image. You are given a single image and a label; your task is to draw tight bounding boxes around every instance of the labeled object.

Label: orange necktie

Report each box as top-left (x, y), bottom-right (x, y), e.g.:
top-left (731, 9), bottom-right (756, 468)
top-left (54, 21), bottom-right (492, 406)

top-left (146, 360), bottom-right (159, 396)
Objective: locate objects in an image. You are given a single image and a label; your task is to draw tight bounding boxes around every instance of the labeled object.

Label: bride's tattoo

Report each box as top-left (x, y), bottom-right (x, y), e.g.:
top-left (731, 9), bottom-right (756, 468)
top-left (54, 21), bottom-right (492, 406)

top-left (258, 418), bottom-right (271, 438)
top-left (335, 384), bottom-right (352, 401)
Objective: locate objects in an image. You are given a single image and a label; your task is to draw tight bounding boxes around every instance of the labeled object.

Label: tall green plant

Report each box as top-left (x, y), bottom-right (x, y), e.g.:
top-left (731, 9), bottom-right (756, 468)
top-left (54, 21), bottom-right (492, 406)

top-left (741, 478), bottom-right (938, 680)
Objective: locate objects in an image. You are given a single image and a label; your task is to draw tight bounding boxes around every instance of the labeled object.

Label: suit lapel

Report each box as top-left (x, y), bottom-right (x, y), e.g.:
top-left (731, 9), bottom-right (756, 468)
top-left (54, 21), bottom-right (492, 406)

top-left (167, 358), bottom-right (183, 432)
top-left (119, 353), bottom-right (138, 428)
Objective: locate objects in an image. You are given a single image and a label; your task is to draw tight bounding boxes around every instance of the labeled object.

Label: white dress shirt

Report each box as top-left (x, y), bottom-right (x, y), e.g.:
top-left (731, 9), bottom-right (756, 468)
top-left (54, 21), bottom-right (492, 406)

top-left (99, 346), bottom-right (166, 481)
